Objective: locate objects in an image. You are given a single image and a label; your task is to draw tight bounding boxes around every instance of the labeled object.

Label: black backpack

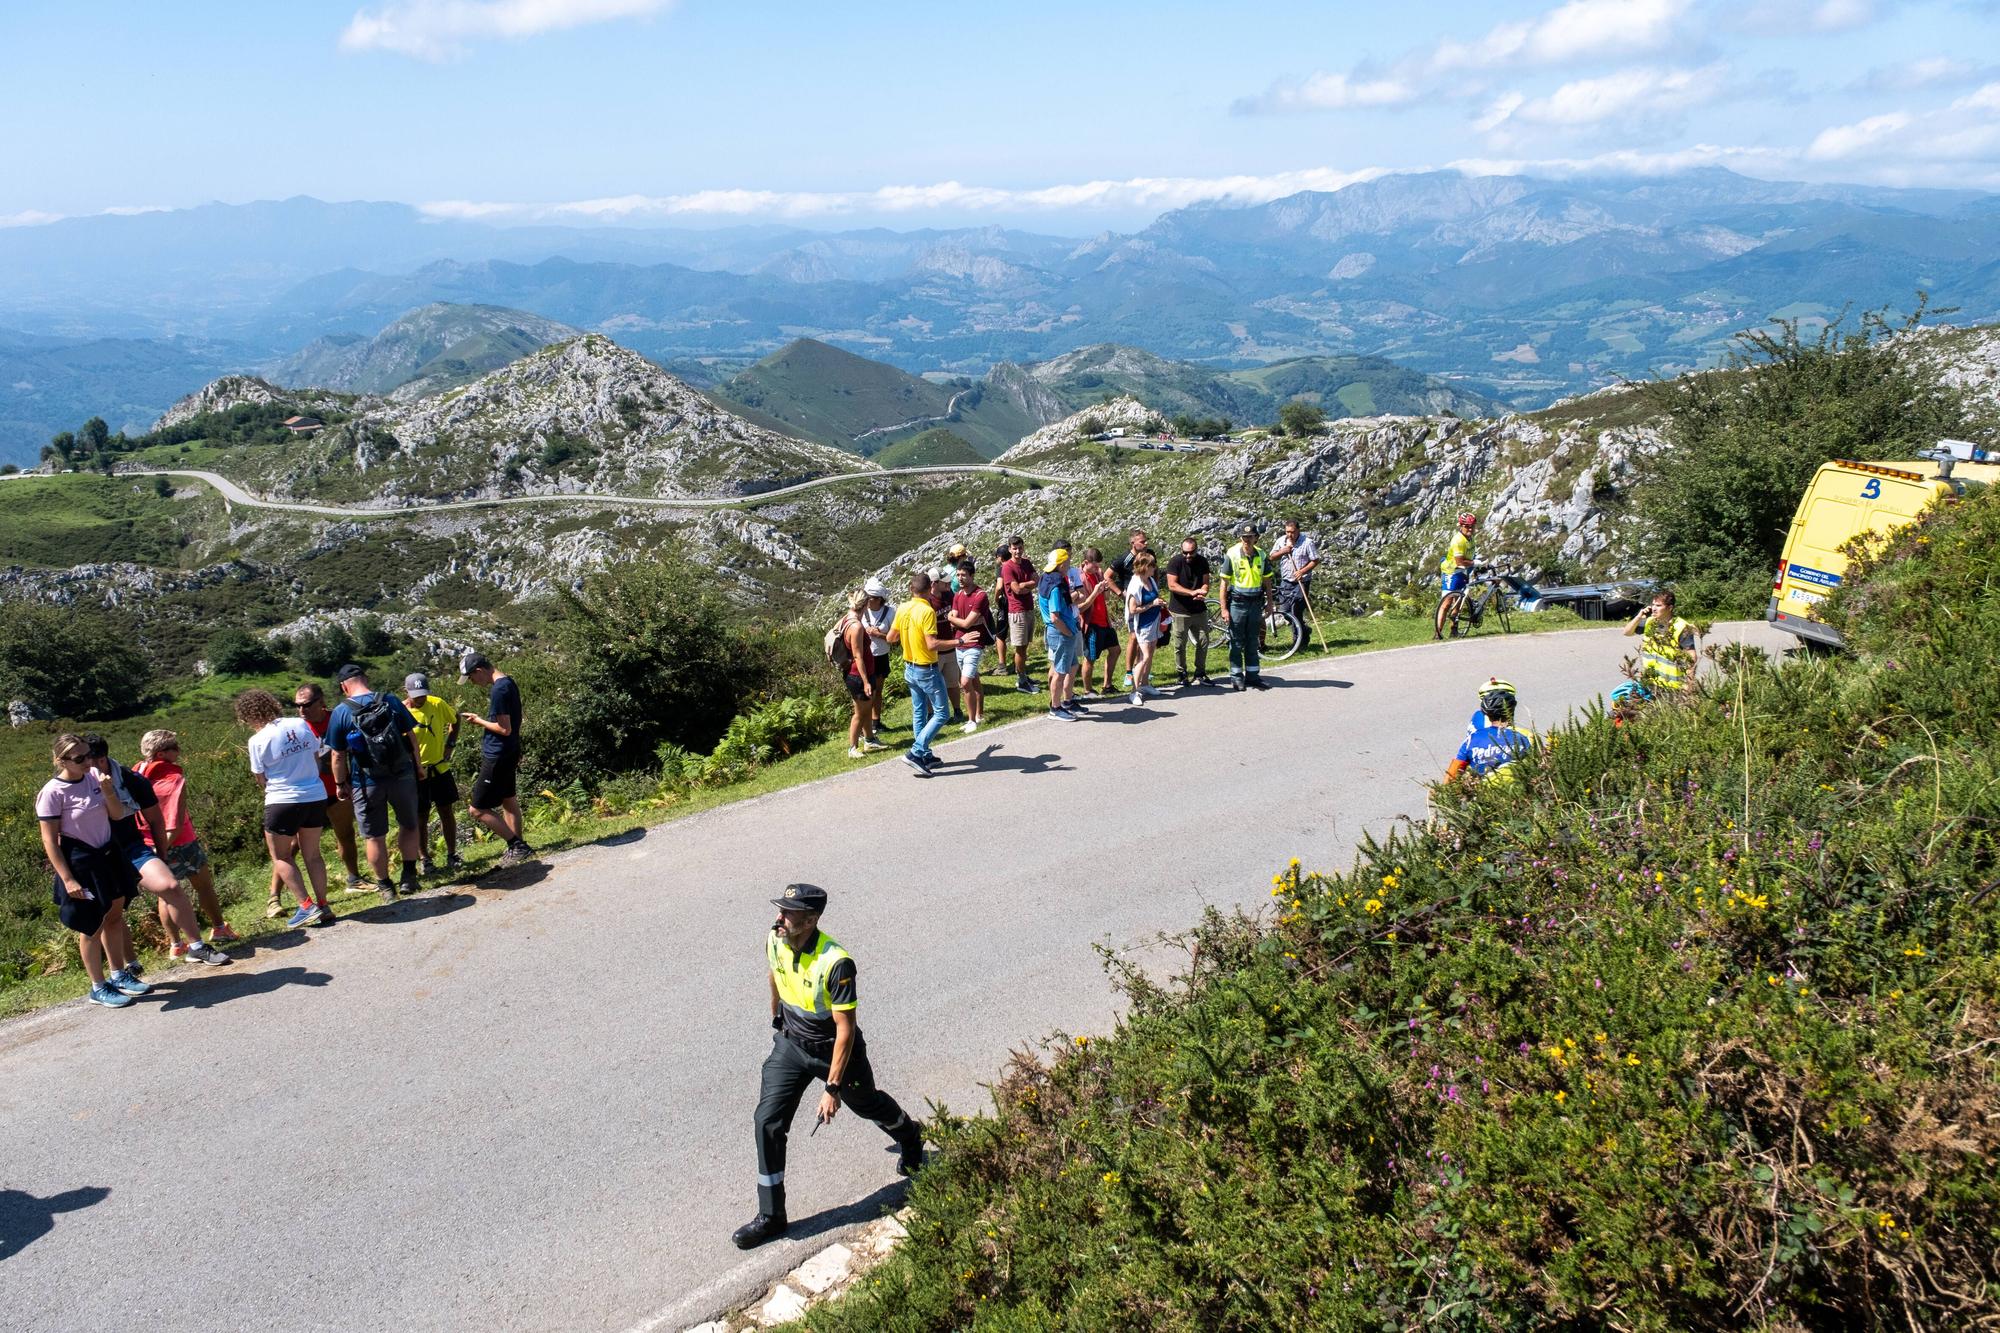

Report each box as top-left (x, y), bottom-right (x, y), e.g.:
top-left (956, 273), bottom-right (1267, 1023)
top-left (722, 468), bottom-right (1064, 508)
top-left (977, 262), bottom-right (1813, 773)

top-left (351, 694), bottom-right (409, 771)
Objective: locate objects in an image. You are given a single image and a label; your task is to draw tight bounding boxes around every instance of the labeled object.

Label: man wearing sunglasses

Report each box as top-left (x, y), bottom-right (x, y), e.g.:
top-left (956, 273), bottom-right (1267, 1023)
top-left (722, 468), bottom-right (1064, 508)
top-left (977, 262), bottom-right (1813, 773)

top-left (291, 681), bottom-right (365, 900)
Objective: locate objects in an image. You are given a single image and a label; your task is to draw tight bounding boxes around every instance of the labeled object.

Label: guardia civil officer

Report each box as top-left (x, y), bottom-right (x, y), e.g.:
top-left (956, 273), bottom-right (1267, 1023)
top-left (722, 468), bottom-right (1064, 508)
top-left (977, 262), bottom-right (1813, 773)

top-left (1222, 523), bottom-right (1275, 691)
top-left (733, 883), bottom-right (927, 1249)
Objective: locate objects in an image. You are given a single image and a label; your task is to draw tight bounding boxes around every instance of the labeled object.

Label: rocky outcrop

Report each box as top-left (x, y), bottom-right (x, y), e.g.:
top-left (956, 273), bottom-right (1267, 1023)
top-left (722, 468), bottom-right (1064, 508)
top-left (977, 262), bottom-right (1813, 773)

top-left (153, 377), bottom-right (356, 432)
top-left (997, 397), bottom-right (1163, 470)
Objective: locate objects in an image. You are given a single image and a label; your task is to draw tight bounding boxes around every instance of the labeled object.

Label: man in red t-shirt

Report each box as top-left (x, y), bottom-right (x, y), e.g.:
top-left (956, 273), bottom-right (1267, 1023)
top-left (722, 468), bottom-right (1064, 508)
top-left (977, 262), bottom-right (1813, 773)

top-left (286, 680), bottom-right (364, 909)
top-left (946, 558), bottom-right (992, 732)
top-left (1076, 548), bottom-right (1119, 697)
top-left (998, 534), bottom-right (1040, 694)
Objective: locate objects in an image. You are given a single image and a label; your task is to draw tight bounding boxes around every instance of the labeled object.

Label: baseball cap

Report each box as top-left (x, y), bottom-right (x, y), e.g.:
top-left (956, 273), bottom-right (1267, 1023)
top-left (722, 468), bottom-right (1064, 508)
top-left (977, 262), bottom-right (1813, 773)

top-left (946, 542), bottom-right (967, 559)
top-left (458, 650), bottom-right (491, 678)
top-left (769, 882), bottom-right (829, 913)
top-left (334, 663), bottom-right (368, 685)
top-left (1043, 547), bottom-right (1070, 572)
top-left (403, 672), bottom-right (430, 694)
top-left (863, 577), bottom-right (890, 598)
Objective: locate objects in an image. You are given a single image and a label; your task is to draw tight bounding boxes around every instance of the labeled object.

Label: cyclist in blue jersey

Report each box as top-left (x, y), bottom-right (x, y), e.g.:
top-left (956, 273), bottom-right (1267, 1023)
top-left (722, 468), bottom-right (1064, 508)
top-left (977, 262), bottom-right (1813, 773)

top-left (1445, 678), bottom-right (1539, 783)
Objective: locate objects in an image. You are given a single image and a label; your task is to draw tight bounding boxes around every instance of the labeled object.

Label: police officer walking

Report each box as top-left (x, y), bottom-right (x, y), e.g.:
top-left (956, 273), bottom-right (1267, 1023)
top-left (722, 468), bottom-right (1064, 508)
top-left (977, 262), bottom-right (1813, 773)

top-left (733, 883), bottom-right (927, 1250)
top-left (1222, 523), bottom-right (1275, 691)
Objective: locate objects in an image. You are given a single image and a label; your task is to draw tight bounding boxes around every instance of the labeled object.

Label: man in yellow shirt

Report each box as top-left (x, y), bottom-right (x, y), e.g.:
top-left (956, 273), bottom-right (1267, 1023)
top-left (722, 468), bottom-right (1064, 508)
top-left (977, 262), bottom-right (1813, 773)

top-left (887, 571), bottom-right (960, 776)
top-left (402, 672), bottom-right (462, 873)
top-left (1434, 512), bottom-right (1478, 640)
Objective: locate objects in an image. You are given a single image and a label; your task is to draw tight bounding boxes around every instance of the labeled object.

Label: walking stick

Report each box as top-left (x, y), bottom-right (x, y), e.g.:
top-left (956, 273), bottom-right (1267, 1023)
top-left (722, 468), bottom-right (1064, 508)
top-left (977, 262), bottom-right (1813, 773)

top-left (1298, 579), bottom-right (1330, 654)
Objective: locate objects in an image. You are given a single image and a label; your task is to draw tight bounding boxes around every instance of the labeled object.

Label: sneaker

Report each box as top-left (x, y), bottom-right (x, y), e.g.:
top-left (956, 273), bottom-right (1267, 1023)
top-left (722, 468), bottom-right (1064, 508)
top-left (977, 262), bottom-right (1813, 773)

top-left (446, 855), bottom-right (466, 873)
top-left (1049, 707), bottom-right (1077, 722)
top-left (185, 941), bottom-right (230, 966)
top-left (949, 711), bottom-right (967, 725)
top-left (1016, 677), bottom-right (1034, 693)
top-left (209, 924), bottom-right (242, 945)
top-left (311, 905), bottom-right (336, 926)
top-left (286, 905), bottom-right (318, 929)
top-left (125, 960), bottom-right (143, 977)
top-left (107, 968), bottom-right (152, 996)
top-left (344, 879), bottom-right (373, 895)
top-left (377, 880), bottom-right (399, 904)
top-left (920, 752), bottom-right (943, 769)
top-left (848, 745), bottom-right (865, 758)
top-left (1131, 690), bottom-right (1144, 705)
top-left (500, 842), bottom-right (534, 867)
top-left (169, 941), bottom-right (190, 960)
top-left (959, 719), bottom-right (978, 734)
top-left (861, 737), bottom-right (887, 752)
top-left (902, 753), bottom-right (932, 777)
top-left (265, 899), bottom-right (286, 919)
top-left (421, 859), bottom-right (438, 877)
top-left (88, 982), bottom-right (134, 1009)
top-left (1121, 673), bottom-right (1134, 690)
top-left (1177, 670), bottom-right (1190, 687)
top-left (1141, 685), bottom-right (1161, 699)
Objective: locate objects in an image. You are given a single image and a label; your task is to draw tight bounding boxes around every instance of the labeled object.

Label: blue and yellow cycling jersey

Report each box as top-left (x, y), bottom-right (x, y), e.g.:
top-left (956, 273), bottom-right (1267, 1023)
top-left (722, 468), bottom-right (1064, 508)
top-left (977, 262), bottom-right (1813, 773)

top-left (1454, 722), bottom-right (1538, 778)
top-left (1439, 531), bottom-right (1474, 576)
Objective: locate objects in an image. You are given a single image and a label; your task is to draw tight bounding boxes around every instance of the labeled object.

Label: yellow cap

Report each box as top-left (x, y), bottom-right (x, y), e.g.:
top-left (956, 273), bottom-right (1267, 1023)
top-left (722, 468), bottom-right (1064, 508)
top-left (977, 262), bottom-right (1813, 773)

top-left (1043, 547), bottom-right (1069, 572)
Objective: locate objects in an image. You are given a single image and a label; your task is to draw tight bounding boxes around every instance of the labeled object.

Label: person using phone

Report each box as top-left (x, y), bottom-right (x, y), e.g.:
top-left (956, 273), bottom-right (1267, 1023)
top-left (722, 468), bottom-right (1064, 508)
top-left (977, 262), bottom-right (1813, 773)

top-left (36, 733), bottom-right (148, 1008)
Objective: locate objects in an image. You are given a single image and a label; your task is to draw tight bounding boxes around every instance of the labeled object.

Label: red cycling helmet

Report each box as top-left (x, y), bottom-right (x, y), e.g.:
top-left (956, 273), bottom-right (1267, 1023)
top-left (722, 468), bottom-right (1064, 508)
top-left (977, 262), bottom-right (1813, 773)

top-left (1457, 512), bottom-right (1478, 529)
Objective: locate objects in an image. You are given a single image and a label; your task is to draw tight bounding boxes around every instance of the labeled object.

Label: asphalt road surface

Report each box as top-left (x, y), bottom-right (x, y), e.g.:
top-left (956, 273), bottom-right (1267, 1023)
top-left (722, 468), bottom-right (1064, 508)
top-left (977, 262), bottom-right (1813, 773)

top-left (68, 463), bottom-right (1063, 519)
top-left (0, 623), bottom-right (1790, 1332)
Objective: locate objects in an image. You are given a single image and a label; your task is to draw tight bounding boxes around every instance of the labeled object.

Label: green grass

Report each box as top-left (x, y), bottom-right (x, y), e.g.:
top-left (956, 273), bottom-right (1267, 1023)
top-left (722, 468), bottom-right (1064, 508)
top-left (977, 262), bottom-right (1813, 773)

top-left (872, 429), bottom-right (987, 469)
top-left (0, 607), bottom-right (1592, 1018)
top-left (0, 473), bottom-right (214, 567)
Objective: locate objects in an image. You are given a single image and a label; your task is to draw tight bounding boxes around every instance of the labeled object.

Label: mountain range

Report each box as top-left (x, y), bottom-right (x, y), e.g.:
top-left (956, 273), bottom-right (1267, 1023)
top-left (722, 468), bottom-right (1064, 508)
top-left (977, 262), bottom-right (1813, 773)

top-left (4, 167), bottom-right (1998, 464)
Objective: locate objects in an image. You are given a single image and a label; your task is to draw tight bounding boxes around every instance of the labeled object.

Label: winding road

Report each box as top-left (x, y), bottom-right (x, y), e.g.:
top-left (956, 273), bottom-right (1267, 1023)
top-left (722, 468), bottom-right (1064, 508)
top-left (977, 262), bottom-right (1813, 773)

top-left (0, 623), bottom-right (1790, 1333)
top-left (8, 462), bottom-right (1062, 519)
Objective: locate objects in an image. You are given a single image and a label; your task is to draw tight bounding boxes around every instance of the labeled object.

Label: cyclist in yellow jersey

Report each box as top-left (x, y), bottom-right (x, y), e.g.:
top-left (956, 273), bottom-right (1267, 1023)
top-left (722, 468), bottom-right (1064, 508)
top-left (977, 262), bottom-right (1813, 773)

top-left (1434, 512), bottom-right (1478, 640)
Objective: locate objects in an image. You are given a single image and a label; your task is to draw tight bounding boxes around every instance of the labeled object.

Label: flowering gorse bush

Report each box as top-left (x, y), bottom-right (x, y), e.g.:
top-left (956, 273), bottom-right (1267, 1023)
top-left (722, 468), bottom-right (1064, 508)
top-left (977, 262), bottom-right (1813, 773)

top-left (796, 490), bottom-right (2000, 1331)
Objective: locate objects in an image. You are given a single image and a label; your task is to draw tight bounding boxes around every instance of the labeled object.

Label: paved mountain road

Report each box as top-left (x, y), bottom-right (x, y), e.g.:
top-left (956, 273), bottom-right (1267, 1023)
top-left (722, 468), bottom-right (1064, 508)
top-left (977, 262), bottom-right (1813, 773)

top-left (0, 624), bottom-right (1789, 1332)
top-left (34, 462), bottom-right (1061, 519)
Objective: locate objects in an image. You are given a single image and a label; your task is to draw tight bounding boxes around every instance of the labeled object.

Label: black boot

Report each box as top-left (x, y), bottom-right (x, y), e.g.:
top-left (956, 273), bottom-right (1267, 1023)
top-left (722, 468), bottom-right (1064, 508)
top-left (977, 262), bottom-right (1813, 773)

top-left (896, 1128), bottom-right (927, 1177)
top-left (1249, 675), bottom-right (1271, 691)
top-left (732, 1211), bottom-right (788, 1249)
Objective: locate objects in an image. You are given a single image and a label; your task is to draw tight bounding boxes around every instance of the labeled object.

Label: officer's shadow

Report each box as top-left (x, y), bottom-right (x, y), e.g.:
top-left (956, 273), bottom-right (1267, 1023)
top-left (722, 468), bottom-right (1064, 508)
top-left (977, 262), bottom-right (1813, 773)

top-left (0, 1185), bottom-right (110, 1261)
top-left (928, 745), bottom-right (1071, 778)
top-left (784, 1179), bottom-right (909, 1245)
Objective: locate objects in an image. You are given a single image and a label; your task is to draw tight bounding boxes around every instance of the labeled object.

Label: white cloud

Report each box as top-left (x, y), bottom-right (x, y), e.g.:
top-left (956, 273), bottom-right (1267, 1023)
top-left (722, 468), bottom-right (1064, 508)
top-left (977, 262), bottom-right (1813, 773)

top-left (1727, 0), bottom-right (1881, 32)
top-left (340, 0), bottom-right (673, 60)
top-left (1851, 55), bottom-right (1991, 93)
top-left (0, 209), bottom-right (64, 227)
top-left (421, 167), bottom-right (1408, 224)
top-left (1478, 63), bottom-right (1731, 131)
top-left (1434, 0), bottom-right (1693, 71)
top-left (1805, 83), bottom-right (2000, 164)
top-left (1239, 0), bottom-right (1695, 115)
top-left (1233, 70), bottom-right (1420, 114)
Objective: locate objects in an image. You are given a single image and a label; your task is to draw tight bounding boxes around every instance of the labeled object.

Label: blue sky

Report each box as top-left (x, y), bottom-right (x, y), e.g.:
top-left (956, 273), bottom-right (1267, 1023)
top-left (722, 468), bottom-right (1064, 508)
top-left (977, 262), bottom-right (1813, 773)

top-left (3, 0), bottom-right (1998, 232)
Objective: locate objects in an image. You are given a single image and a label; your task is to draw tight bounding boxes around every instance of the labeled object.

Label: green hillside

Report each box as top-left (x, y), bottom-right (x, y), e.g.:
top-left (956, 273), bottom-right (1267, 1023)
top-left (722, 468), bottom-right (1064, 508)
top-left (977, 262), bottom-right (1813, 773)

top-left (1031, 344), bottom-right (1508, 423)
top-left (715, 338), bottom-right (957, 454)
top-left (870, 427), bottom-right (987, 468)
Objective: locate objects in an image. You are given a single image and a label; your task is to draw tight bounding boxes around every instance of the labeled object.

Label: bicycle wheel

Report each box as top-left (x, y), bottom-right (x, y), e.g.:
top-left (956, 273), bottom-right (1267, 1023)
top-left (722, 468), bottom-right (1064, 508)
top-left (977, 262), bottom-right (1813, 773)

top-left (1493, 588), bottom-right (1515, 633)
top-left (1261, 608), bottom-right (1302, 660)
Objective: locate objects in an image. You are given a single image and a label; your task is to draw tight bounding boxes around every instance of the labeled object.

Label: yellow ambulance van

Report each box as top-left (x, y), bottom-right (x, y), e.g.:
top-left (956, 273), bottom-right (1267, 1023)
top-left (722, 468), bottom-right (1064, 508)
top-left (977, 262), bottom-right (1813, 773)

top-left (1768, 441), bottom-right (1999, 649)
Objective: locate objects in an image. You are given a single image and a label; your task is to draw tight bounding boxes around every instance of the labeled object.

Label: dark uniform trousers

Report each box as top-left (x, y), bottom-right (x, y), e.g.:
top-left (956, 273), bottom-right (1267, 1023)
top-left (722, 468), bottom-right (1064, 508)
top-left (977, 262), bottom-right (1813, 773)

top-left (1226, 593), bottom-right (1264, 679)
top-left (754, 1030), bottom-right (918, 1216)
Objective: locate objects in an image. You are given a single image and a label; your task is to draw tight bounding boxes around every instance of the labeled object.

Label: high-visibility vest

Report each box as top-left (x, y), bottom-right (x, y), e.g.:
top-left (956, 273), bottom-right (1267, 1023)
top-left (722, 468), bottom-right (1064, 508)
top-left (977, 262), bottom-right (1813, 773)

top-left (1640, 617), bottom-right (1696, 690)
top-left (767, 929), bottom-right (854, 1028)
top-left (1225, 547), bottom-right (1269, 594)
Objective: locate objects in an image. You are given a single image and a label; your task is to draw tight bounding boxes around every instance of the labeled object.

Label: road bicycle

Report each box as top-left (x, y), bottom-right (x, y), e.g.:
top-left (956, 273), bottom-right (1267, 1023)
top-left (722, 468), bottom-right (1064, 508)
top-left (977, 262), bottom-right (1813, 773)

top-left (1441, 564), bottom-right (1517, 638)
top-left (1201, 590), bottom-right (1304, 662)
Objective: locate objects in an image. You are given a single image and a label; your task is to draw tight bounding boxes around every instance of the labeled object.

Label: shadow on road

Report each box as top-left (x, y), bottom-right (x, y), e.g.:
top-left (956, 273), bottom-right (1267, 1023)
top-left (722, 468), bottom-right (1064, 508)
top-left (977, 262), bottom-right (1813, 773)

top-left (595, 827), bottom-right (648, 848)
top-left (472, 862), bottom-right (553, 893)
top-left (784, 1179), bottom-right (910, 1246)
top-left (335, 890), bottom-right (477, 924)
top-left (929, 746), bottom-right (1072, 779)
top-left (1270, 678), bottom-right (1354, 690)
top-left (0, 1185), bottom-right (110, 1262)
top-left (1077, 703), bottom-right (1179, 724)
top-left (150, 965), bottom-right (333, 1012)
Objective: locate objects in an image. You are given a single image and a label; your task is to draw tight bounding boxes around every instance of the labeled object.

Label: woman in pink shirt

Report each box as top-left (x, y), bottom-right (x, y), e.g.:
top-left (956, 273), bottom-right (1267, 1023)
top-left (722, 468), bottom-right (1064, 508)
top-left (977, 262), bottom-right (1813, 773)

top-left (137, 729), bottom-right (239, 954)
